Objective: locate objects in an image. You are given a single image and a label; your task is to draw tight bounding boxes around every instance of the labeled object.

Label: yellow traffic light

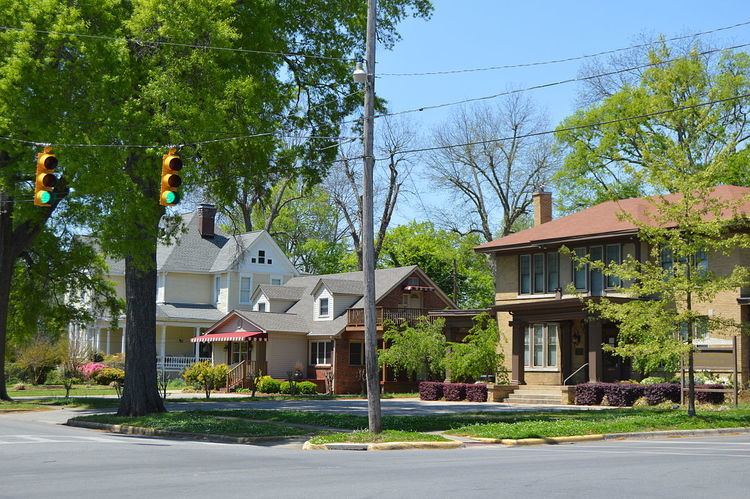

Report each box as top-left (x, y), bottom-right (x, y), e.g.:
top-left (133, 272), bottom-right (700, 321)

top-left (160, 149), bottom-right (183, 206)
top-left (34, 147), bottom-right (58, 207)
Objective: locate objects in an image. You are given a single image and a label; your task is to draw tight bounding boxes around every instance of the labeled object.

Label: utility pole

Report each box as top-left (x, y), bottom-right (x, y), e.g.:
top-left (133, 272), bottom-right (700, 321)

top-left (361, 0), bottom-right (382, 433)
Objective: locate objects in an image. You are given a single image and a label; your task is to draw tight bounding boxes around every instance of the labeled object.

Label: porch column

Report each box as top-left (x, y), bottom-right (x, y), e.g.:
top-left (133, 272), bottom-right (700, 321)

top-left (120, 323), bottom-right (126, 355)
top-left (511, 320), bottom-right (525, 385)
top-left (194, 327), bottom-right (201, 362)
top-left (588, 319), bottom-right (603, 382)
top-left (105, 329), bottom-right (111, 355)
top-left (159, 324), bottom-right (166, 364)
top-left (95, 327), bottom-right (102, 352)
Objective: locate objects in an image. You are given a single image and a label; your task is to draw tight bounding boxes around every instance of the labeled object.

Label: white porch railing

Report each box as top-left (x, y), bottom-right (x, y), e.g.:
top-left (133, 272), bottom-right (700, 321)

top-left (158, 356), bottom-right (211, 371)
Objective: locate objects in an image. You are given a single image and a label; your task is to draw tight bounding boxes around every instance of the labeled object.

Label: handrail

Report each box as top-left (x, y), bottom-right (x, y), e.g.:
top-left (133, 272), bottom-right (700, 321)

top-left (226, 360), bottom-right (247, 389)
top-left (563, 363), bottom-right (589, 386)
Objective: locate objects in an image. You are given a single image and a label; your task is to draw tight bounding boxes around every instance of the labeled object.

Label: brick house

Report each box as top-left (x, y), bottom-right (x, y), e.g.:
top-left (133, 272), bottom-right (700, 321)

top-left (194, 266), bottom-right (456, 393)
top-left (476, 186), bottom-right (750, 403)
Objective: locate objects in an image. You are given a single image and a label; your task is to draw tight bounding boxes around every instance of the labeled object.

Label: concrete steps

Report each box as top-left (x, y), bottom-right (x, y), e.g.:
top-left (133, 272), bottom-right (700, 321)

top-left (504, 385), bottom-right (564, 405)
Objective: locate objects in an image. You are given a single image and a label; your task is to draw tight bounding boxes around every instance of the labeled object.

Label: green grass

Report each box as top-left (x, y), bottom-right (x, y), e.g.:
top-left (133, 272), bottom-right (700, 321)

top-left (7, 384), bottom-right (118, 397)
top-left (0, 400), bottom-right (54, 412)
top-left (1, 397), bottom-right (120, 411)
top-left (308, 430), bottom-right (448, 445)
top-left (72, 411), bottom-right (308, 438)
top-left (450, 407), bottom-right (750, 440)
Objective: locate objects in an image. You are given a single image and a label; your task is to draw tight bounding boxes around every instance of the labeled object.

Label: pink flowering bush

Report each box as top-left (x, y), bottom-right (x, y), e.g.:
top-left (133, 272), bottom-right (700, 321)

top-left (79, 362), bottom-right (106, 380)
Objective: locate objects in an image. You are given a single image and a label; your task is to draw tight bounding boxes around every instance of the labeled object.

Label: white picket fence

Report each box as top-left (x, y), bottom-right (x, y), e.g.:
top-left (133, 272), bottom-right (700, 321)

top-left (157, 356), bottom-right (211, 372)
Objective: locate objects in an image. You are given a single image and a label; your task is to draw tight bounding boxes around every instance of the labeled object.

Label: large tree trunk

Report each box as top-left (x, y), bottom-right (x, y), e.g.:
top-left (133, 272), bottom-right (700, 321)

top-left (0, 193), bottom-right (13, 401)
top-left (117, 221), bottom-right (165, 416)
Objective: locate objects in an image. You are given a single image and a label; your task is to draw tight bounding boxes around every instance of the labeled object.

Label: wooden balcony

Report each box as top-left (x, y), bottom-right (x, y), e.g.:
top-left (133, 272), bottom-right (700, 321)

top-left (347, 307), bottom-right (433, 327)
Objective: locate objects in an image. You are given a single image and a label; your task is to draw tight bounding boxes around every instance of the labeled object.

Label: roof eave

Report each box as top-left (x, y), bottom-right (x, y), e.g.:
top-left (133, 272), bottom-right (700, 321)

top-left (475, 229), bottom-right (640, 254)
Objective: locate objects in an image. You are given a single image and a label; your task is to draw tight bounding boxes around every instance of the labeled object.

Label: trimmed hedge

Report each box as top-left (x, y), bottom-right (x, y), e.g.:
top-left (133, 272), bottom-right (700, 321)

top-left (466, 384), bottom-right (488, 402)
top-left (575, 383), bottom-right (644, 407)
top-left (419, 381), bottom-right (443, 401)
top-left (256, 376), bottom-right (281, 394)
top-left (575, 383), bottom-right (605, 406)
top-left (644, 383), bottom-right (680, 405)
top-left (419, 382), bottom-right (488, 402)
top-left (443, 383), bottom-right (466, 401)
top-left (696, 384), bottom-right (726, 404)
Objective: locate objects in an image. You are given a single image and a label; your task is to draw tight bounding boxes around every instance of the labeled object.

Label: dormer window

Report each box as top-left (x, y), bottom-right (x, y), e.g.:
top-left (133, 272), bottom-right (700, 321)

top-left (319, 297), bottom-right (329, 317)
top-left (257, 302), bottom-right (266, 312)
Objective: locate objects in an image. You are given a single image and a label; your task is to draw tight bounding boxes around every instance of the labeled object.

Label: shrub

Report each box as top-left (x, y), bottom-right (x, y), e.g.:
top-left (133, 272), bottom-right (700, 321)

top-left (280, 381), bottom-right (297, 394)
top-left (257, 376), bottom-right (281, 394)
top-left (12, 383), bottom-right (26, 391)
top-left (575, 383), bottom-right (605, 405)
top-left (94, 367), bottom-right (125, 386)
top-left (418, 381), bottom-right (443, 401)
top-left (15, 339), bottom-right (64, 384)
top-left (182, 361), bottom-right (229, 399)
top-left (644, 383), bottom-right (680, 405)
top-left (296, 381), bottom-right (318, 395)
top-left (466, 383), bottom-right (488, 402)
top-left (79, 362), bottom-right (106, 380)
top-left (640, 376), bottom-right (671, 385)
top-left (44, 368), bottom-right (64, 385)
top-left (696, 384), bottom-right (725, 404)
top-left (443, 382), bottom-right (466, 401)
top-left (603, 383), bottom-right (644, 407)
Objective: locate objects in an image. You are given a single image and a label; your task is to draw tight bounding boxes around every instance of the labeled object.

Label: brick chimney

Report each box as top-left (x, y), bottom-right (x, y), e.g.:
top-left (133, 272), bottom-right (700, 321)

top-left (197, 203), bottom-right (217, 238)
top-left (532, 190), bottom-right (553, 226)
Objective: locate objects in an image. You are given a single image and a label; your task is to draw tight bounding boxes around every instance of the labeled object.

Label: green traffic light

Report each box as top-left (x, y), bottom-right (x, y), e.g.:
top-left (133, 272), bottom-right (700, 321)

top-left (164, 191), bottom-right (180, 205)
top-left (37, 191), bottom-right (51, 204)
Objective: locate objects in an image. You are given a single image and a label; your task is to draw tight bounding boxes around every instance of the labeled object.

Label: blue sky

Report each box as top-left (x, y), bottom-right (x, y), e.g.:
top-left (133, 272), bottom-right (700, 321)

top-left (372, 1), bottom-right (750, 225)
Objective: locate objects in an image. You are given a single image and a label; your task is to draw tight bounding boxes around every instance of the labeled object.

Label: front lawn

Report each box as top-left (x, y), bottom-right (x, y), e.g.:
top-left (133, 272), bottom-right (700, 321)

top-left (6, 384), bottom-right (119, 398)
top-left (308, 430), bottom-right (448, 445)
top-left (73, 411), bottom-right (308, 438)
top-left (449, 407), bottom-right (750, 440)
top-left (0, 397), bottom-right (120, 411)
top-left (0, 400), bottom-right (53, 412)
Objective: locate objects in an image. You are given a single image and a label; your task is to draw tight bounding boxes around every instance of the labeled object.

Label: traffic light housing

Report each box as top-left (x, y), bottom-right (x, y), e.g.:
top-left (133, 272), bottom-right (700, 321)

top-left (160, 149), bottom-right (183, 206)
top-left (34, 147), bottom-right (58, 207)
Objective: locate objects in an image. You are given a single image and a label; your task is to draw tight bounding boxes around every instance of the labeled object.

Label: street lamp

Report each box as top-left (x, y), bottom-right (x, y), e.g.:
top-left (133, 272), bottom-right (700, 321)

top-left (353, 61), bottom-right (367, 84)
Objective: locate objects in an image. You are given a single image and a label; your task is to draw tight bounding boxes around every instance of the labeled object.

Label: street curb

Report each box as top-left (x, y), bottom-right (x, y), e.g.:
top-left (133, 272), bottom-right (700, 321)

top-left (66, 419), bottom-right (309, 445)
top-left (302, 440), bottom-right (464, 451)
top-left (451, 427), bottom-right (750, 446)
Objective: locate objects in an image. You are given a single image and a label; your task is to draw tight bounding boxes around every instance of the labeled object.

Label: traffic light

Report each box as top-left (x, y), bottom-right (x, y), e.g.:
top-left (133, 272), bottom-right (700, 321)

top-left (160, 148), bottom-right (183, 206)
top-left (34, 147), bottom-right (58, 207)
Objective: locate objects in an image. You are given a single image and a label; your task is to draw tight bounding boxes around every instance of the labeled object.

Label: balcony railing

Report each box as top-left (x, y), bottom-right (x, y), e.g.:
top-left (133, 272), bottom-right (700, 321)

top-left (347, 307), bottom-right (433, 326)
top-left (158, 356), bottom-right (211, 372)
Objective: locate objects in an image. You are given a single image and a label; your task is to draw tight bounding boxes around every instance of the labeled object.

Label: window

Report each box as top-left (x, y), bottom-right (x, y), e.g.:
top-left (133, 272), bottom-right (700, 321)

top-left (533, 253), bottom-right (545, 293)
top-left (407, 276), bottom-right (420, 286)
top-left (662, 249), bottom-right (708, 275)
top-left (520, 251), bottom-right (560, 295)
top-left (589, 246), bottom-right (604, 296)
top-left (258, 250), bottom-right (265, 264)
top-left (349, 341), bottom-right (363, 366)
top-left (310, 341), bottom-right (333, 365)
top-left (573, 247), bottom-right (588, 290)
top-left (271, 276), bottom-right (282, 286)
top-left (519, 255), bottom-right (531, 294)
top-left (268, 259), bottom-right (272, 264)
top-left (239, 276), bottom-right (252, 304)
top-left (605, 244), bottom-right (621, 288)
top-left (696, 250), bottom-right (708, 275)
top-left (679, 316), bottom-right (709, 343)
top-left (524, 323), bottom-right (558, 369)
top-left (546, 253), bottom-right (559, 292)
top-left (257, 302), bottom-right (266, 312)
top-left (229, 342), bottom-right (248, 364)
top-left (213, 275), bottom-right (221, 304)
top-left (251, 257), bottom-right (256, 263)
top-left (319, 297), bottom-right (330, 317)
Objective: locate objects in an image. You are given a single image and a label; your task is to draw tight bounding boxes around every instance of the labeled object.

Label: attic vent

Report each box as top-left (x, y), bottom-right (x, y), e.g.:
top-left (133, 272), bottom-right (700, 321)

top-left (407, 276), bottom-right (420, 286)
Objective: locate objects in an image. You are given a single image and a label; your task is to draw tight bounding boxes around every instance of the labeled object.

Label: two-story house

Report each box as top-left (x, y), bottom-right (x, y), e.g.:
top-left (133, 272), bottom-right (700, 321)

top-left (68, 203), bottom-right (300, 372)
top-left (192, 265), bottom-right (455, 393)
top-left (476, 186), bottom-right (750, 402)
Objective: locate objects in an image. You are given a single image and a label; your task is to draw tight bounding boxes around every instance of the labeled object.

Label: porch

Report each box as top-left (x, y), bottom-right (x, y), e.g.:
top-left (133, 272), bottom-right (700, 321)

top-left (346, 307), bottom-right (436, 327)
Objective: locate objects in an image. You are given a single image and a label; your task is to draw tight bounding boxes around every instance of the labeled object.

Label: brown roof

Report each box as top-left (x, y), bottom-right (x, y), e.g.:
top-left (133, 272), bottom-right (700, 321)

top-left (476, 185), bottom-right (750, 253)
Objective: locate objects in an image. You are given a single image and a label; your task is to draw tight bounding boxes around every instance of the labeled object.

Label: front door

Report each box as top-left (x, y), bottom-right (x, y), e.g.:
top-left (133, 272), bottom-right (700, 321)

top-left (602, 326), bottom-right (631, 382)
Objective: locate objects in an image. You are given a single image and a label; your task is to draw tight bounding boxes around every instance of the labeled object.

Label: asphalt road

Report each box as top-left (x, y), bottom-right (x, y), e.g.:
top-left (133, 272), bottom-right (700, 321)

top-left (2, 408), bottom-right (750, 499)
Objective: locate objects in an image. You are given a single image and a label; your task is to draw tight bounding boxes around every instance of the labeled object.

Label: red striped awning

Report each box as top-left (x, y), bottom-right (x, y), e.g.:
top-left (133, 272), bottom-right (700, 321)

top-left (190, 331), bottom-right (268, 343)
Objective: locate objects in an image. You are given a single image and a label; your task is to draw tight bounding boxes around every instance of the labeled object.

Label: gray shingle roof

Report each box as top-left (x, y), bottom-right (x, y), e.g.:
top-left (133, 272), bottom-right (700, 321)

top-left (209, 232), bottom-right (263, 272)
top-left (256, 285), bottom-right (306, 301)
top-left (156, 303), bottom-right (226, 322)
top-left (314, 278), bottom-right (364, 296)
top-left (234, 311), bottom-right (309, 334)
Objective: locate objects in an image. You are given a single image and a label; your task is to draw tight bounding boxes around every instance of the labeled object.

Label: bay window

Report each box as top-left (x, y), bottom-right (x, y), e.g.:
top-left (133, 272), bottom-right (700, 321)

top-left (524, 323), bottom-right (558, 369)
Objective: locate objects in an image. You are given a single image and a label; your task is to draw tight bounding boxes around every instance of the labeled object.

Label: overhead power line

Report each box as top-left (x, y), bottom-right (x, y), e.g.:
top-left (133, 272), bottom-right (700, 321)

top-left (0, 25), bottom-right (358, 62)
top-left (373, 93), bottom-right (750, 159)
top-left (374, 42), bottom-right (750, 119)
top-left (379, 19), bottom-right (750, 76)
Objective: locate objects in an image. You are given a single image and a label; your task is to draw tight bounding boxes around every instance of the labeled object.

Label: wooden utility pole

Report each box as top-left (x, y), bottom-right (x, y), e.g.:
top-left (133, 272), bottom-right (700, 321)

top-left (362, 0), bottom-right (382, 433)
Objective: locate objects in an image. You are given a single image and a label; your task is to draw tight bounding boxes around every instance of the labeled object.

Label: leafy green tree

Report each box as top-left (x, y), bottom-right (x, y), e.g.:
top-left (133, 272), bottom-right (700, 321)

top-left (379, 221), bottom-right (494, 307)
top-left (445, 312), bottom-right (505, 383)
top-left (379, 317), bottom-right (446, 381)
top-left (554, 45), bottom-right (750, 212)
top-left (571, 177), bottom-right (750, 416)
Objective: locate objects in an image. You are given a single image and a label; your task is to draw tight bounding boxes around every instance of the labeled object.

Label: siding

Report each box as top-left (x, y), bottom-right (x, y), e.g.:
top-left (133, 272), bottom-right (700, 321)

top-left (266, 334), bottom-right (308, 378)
top-left (164, 273), bottom-right (213, 304)
top-left (313, 288), bottom-right (334, 321)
